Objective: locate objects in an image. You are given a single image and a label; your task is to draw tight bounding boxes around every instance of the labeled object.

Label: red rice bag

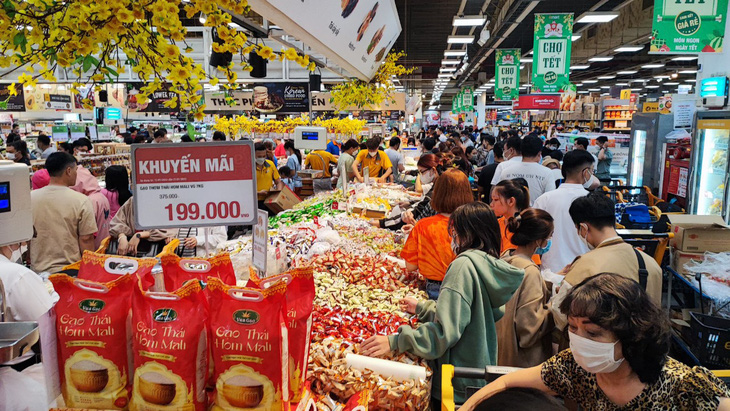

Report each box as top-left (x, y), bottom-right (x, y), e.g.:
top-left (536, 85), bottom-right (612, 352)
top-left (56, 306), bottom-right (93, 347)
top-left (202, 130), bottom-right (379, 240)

top-left (160, 247), bottom-right (235, 292)
top-left (206, 277), bottom-right (288, 411)
top-left (68, 251), bottom-right (157, 291)
top-left (249, 267), bottom-right (315, 403)
top-left (130, 279), bottom-right (208, 411)
top-left (49, 274), bottom-right (134, 409)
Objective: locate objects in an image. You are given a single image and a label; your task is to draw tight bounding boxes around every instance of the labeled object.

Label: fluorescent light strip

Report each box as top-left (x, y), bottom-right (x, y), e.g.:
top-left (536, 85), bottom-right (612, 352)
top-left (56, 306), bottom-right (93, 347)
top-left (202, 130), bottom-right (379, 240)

top-left (572, 34), bottom-right (582, 41)
top-left (440, 67), bottom-right (456, 72)
top-left (582, 80), bottom-right (598, 84)
top-left (589, 56), bottom-right (613, 62)
top-left (521, 58), bottom-right (533, 63)
top-left (617, 70), bottom-right (638, 75)
top-left (664, 82), bottom-right (679, 85)
top-left (571, 65), bottom-right (590, 70)
top-left (645, 85), bottom-right (660, 88)
top-left (672, 56), bottom-right (698, 61)
top-left (615, 83), bottom-right (628, 86)
top-left (444, 50), bottom-right (467, 57)
top-left (453, 16), bottom-right (487, 27)
top-left (576, 12), bottom-right (619, 23)
top-left (438, 74), bottom-right (452, 78)
top-left (642, 64), bottom-right (665, 68)
top-left (442, 59), bottom-right (460, 65)
top-left (615, 45), bottom-right (644, 52)
top-left (447, 36), bottom-right (475, 44)
top-left (679, 70), bottom-right (697, 74)
top-left (588, 88), bottom-right (601, 91)
top-left (598, 75), bottom-right (616, 80)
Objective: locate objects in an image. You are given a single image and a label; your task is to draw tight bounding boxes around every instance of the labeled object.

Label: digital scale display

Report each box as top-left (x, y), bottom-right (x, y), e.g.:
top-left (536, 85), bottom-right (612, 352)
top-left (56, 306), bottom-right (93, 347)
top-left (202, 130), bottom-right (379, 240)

top-left (302, 131), bottom-right (319, 141)
top-left (0, 182), bottom-right (10, 213)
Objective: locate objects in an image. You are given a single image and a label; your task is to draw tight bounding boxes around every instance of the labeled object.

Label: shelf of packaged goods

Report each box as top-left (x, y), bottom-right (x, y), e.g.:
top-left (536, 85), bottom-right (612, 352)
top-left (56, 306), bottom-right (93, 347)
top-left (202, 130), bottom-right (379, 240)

top-left (601, 119), bottom-right (632, 122)
top-left (603, 109), bottom-right (636, 112)
top-left (603, 128), bottom-right (632, 131)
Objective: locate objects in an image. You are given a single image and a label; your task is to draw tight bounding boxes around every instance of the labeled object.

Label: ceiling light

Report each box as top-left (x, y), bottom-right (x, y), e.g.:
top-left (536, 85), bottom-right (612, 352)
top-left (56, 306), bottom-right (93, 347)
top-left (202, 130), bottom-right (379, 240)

top-left (664, 82), bottom-right (679, 85)
top-left (440, 67), bottom-right (456, 72)
top-left (642, 63), bottom-right (665, 69)
top-left (615, 45), bottom-right (644, 52)
top-left (685, 79), bottom-right (696, 82)
top-left (617, 70), bottom-right (638, 75)
top-left (522, 57), bottom-right (533, 63)
top-left (630, 88), bottom-right (642, 91)
top-left (576, 83), bottom-right (583, 86)
top-left (576, 11), bottom-right (619, 24)
top-left (578, 90), bottom-right (589, 94)
top-left (438, 74), bottom-right (452, 78)
top-left (679, 69), bottom-right (697, 74)
top-left (588, 88), bottom-right (601, 91)
top-left (601, 86), bottom-right (610, 89)
top-left (447, 35), bottom-right (475, 44)
top-left (571, 65), bottom-right (590, 70)
top-left (645, 85), bottom-right (660, 88)
top-left (598, 75), bottom-right (616, 79)
top-left (589, 56), bottom-right (613, 62)
top-left (615, 83), bottom-right (628, 86)
top-left (442, 59), bottom-right (460, 65)
top-left (601, 93), bottom-right (610, 96)
top-left (520, 65), bottom-right (525, 69)
top-left (444, 50), bottom-right (467, 57)
top-left (428, 106), bottom-right (437, 110)
top-left (672, 56), bottom-right (698, 61)
top-left (583, 80), bottom-right (598, 83)
top-left (654, 75), bottom-right (670, 79)
top-left (572, 34), bottom-right (582, 41)
top-left (631, 79), bottom-right (648, 82)
top-left (527, 50), bottom-right (533, 55)
top-left (40, 84), bottom-right (53, 89)
top-left (662, 90), bottom-right (670, 93)
top-left (453, 16), bottom-right (487, 26)
top-left (199, 15), bottom-right (206, 24)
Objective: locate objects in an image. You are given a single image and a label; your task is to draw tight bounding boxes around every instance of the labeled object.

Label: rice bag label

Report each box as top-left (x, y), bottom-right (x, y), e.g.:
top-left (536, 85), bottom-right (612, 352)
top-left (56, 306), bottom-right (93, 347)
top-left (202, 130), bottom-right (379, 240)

top-left (160, 245), bottom-right (235, 291)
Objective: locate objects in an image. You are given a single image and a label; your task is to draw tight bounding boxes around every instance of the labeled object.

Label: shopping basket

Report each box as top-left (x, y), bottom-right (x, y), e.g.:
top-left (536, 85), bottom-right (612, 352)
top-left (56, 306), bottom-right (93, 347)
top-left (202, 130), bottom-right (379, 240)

top-left (689, 312), bottom-right (730, 369)
top-left (441, 364), bottom-right (522, 411)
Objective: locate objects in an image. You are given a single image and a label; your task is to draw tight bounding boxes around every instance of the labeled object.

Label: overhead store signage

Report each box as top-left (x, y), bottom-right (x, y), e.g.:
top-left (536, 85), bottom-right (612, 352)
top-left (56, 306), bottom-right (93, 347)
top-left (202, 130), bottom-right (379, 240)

top-left (532, 13), bottom-right (574, 93)
top-left (246, 0), bottom-right (401, 81)
top-left (461, 86), bottom-right (474, 111)
top-left (126, 83), bottom-right (179, 113)
top-left (51, 125), bottom-right (69, 141)
top-left (495, 49), bottom-right (520, 101)
top-left (69, 124), bottom-right (86, 141)
top-left (650, 0), bottom-right (727, 53)
top-left (206, 90), bottom-right (405, 112)
top-left (205, 82), bottom-right (309, 113)
top-left (131, 142), bottom-right (257, 229)
top-left (512, 94), bottom-right (560, 110)
top-left (43, 94), bottom-right (72, 110)
top-left (0, 84), bottom-right (25, 112)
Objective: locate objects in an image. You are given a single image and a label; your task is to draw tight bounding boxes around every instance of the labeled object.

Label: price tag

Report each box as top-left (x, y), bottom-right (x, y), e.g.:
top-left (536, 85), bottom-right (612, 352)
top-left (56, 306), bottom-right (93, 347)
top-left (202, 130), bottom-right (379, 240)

top-left (252, 209), bottom-right (268, 275)
top-left (131, 141), bottom-right (257, 229)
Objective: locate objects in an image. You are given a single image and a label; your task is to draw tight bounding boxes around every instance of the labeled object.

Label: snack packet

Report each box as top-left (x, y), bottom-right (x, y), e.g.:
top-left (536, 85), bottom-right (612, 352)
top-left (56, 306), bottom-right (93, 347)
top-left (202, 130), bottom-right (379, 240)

top-left (49, 274), bottom-right (134, 409)
top-left (130, 279), bottom-right (209, 411)
top-left (249, 267), bottom-right (315, 402)
top-left (206, 277), bottom-right (288, 410)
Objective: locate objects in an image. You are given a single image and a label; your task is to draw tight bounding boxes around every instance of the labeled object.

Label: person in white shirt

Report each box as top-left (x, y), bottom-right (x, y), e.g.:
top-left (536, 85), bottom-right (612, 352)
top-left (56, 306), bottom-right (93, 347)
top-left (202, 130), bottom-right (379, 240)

top-left (533, 150), bottom-right (596, 274)
top-left (36, 134), bottom-right (56, 159)
top-left (490, 135), bottom-right (523, 187)
top-left (0, 242), bottom-right (54, 322)
top-left (497, 135), bottom-right (556, 204)
top-left (176, 226), bottom-right (228, 257)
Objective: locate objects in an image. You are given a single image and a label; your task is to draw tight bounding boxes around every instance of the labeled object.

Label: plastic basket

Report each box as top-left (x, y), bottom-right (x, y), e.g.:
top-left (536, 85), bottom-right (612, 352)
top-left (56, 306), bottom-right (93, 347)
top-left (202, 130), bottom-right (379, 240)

top-left (689, 312), bottom-right (730, 369)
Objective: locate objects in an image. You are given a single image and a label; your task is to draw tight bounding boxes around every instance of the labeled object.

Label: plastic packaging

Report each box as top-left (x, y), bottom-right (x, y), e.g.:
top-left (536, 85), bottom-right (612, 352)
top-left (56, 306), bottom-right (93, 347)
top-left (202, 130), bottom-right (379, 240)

top-left (345, 354), bottom-right (427, 382)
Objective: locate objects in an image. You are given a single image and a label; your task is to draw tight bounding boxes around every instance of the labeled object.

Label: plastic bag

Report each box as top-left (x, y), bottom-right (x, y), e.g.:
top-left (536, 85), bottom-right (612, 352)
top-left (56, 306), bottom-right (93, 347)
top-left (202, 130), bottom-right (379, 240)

top-left (685, 251), bottom-right (730, 314)
top-left (0, 366), bottom-right (48, 411)
top-left (315, 227), bottom-right (342, 245)
top-left (307, 242), bottom-right (332, 258)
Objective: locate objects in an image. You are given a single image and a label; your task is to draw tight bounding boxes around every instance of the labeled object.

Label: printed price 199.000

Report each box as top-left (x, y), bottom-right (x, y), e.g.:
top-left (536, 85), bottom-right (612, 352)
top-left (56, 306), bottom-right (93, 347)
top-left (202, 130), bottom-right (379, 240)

top-left (164, 201), bottom-right (247, 221)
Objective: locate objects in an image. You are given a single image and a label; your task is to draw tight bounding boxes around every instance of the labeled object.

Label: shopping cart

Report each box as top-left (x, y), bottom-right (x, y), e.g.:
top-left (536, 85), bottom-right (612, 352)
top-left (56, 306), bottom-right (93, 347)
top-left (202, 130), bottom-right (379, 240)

top-left (616, 230), bottom-right (674, 266)
top-left (441, 364), bottom-right (522, 411)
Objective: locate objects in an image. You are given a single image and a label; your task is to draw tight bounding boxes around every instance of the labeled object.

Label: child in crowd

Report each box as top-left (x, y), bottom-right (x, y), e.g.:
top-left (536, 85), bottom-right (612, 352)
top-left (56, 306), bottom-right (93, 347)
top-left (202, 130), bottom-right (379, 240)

top-left (279, 165), bottom-right (296, 191)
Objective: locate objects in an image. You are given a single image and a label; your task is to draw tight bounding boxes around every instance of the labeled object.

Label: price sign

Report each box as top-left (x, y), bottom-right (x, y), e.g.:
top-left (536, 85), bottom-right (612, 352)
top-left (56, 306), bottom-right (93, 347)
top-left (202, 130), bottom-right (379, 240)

top-left (131, 142), bottom-right (257, 229)
top-left (252, 209), bottom-right (268, 275)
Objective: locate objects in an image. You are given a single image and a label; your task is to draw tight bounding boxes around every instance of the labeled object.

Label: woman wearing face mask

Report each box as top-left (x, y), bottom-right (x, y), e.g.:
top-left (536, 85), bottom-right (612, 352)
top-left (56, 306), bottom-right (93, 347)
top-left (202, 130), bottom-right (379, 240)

top-left (462, 273), bottom-right (730, 411)
top-left (498, 208), bottom-right (554, 368)
top-left (284, 140), bottom-right (302, 194)
top-left (399, 169), bottom-right (474, 300)
top-left (362, 202), bottom-right (524, 409)
top-left (490, 179), bottom-right (540, 264)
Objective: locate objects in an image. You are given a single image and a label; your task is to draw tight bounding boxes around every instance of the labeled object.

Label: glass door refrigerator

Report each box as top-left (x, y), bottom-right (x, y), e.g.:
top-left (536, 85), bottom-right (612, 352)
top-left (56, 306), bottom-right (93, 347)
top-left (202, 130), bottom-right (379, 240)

top-left (687, 111), bottom-right (730, 220)
top-left (628, 113), bottom-right (674, 191)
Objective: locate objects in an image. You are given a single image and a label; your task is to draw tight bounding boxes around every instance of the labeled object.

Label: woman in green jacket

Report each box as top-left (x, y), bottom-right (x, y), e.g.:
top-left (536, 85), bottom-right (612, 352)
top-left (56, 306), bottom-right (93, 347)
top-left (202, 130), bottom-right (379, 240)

top-left (361, 202), bottom-right (525, 407)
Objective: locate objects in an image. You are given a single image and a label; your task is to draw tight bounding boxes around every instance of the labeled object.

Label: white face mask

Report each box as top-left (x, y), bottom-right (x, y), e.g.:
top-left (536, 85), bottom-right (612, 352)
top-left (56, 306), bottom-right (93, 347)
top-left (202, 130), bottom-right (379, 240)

top-left (10, 246), bottom-right (22, 264)
top-left (256, 158), bottom-right (266, 165)
top-left (582, 169), bottom-right (594, 189)
top-left (368, 151), bottom-right (378, 158)
top-left (578, 224), bottom-right (595, 250)
top-left (451, 238), bottom-right (459, 255)
top-left (420, 170), bottom-right (435, 185)
top-left (569, 331), bottom-right (624, 374)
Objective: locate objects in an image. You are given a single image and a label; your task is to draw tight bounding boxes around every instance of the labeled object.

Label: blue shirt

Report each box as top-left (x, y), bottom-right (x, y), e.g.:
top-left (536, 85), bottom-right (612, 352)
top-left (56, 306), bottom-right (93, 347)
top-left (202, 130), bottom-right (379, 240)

top-left (286, 155), bottom-right (303, 188)
top-left (326, 141), bottom-right (340, 156)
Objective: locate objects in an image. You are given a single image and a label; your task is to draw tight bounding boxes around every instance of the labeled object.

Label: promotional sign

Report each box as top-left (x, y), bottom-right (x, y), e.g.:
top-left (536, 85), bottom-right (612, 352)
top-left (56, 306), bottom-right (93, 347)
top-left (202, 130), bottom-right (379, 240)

top-left (73, 86), bottom-right (96, 109)
top-left (96, 125), bottom-right (112, 140)
top-left (461, 86), bottom-right (474, 111)
top-left (252, 209), bottom-right (269, 274)
top-left (559, 83), bottom-right (577, 112)
top-left (43, 94), bottom-right (72, 110)
top-left (512, 94), bottom-right (561, 110)
top-left (532, 13), bottom-right (574, 93)
top-left (620, 89), bottom-right (632, 100)
top-left (674, 99), bottom-right (696, 128)
top-left (643, 102), bottom-right (660, 112)
top-left (51, 125), bottom-right (69, 141)
top-left (495, 49), bottom-right (520, 101)
top-left (0, 84), bottom-right (25, 111)
top-left (69, 124), bottom-right (86, 141)
top-left (131, 142), bottom-right (257, 229)
top-left (247, 0), bottom-right (401, 81)
top-left (651, 0), bottom-right (727, 53)
top-left (126, 82), bottom-right (179, 112)
top-left (251, 82), bottom-right (309, 113)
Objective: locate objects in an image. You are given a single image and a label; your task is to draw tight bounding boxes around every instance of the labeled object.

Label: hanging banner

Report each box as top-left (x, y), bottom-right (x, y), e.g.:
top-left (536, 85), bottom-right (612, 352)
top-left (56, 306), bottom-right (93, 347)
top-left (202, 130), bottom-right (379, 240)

top-left (126, 83), bottom-right (179, 113)
top-left (495, 49), bottom-right (520, 101)
top-left (650, 0), bottom-right (727, 53)
top-left (532, 13), bottom-right (574, 93)
top-left (0, 84), bottom-right (25, 112)
top-left (559, 83), bottom-right (577, 112)
top-left (461, 86), bottom-right (474, 111)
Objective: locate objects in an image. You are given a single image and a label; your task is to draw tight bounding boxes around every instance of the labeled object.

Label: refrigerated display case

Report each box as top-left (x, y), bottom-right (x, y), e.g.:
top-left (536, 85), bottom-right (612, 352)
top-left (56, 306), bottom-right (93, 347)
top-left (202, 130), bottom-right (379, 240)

top-left (660, 142), bottom-right (691, 208)
top-left (687, 112), bottom-right (730, 220)
top-left (628, 113), bottom-right (674, 191)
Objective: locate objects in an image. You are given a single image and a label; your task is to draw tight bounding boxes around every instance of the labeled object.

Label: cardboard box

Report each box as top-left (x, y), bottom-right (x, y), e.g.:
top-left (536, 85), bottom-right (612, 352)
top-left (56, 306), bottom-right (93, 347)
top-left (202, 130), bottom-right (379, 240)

top-left (265, 185), bottom-right (301, 214)
top-left (669, 214), bottom-right (730, 252)
top-left (671, 248), bottom-right (706, 277)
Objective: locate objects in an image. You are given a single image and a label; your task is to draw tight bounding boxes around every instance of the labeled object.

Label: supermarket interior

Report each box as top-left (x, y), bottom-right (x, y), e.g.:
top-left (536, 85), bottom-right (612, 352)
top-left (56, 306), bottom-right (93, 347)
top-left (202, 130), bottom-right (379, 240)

top-left (5, 0), bottom-right (730, 409)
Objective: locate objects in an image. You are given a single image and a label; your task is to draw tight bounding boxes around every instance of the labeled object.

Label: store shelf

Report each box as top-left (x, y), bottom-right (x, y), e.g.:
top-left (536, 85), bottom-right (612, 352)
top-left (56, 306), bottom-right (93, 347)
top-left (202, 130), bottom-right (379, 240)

top-left (603, 109), bottom-right (636, 112)
top-left (603, 128), bottom-right (632, 131)
top-left (602, 119), bottom-right (632, 122)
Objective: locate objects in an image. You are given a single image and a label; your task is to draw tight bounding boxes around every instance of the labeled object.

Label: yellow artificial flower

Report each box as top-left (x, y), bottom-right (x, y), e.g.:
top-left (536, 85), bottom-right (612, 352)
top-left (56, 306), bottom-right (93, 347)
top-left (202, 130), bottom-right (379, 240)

top-left (18, 73), bottom-right (36, 87)
top-left (256, 45), bottom-right (276, 60)
top-left (7, 83), bottom-right (17, 96)
top-left (284, 47), bottom-right (298, 61)
top-left (308, 62), bottom-right (316, 72)
top-left (209, 77), bottom-right (219, 86)
top-left (117, 9), bottom-right (134, 24)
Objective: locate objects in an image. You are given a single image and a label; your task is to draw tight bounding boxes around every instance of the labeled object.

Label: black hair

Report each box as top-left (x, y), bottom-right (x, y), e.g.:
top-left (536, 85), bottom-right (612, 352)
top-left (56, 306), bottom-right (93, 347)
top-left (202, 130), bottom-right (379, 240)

top-left (180, 135), bottom-right (193, 143)
top-left (422, 138), bottom-right (436, 151)
top-left (58, 142), bottom-right (73, 153)
top-left (497, 131), bottom-right (509, 141)
top-left (493, 141), bottom-right (505, 160)
top-left (448, 202), bottom-right (501, 257)
top-left (465, 146), bottom-right (476, 156)
top-left (212, 131), bottom-right (227, 141)
top-left (45, 152), bottom-right (77, 177)
top-left (494, 179), bottom-right (530, 212)
top-left (450, 132), bottom-right (461, 139)
top-left (11, 139), bottom-right (29, 158)
top-left (284, 140), bottom-right (302, 165)
top-left (520, 134), bottom-right (543, 157)
top-left (154, 129), bottom-right (166, 139)
top-left (159, 127), bottom-right (168, 135)
top-left (596, 136), bottom-right (609, 144)
top-left (407, 137), bottom-right (416, 146)
top-left (73, 137), bottom-right (92, 151)
top-left (389, 137), bottom-right (400, 148)
top-left (254, 142), bottom-right (266, 152)
top-left (548, 137), bottom-right (560, 147)
top-left (575, 137), bottom-right (590, 149)
top-left (104, 165), bottom-right (132, 207)
top-left (473, 388), bottom-right (567, 411)
top-left (549, 150), bottom-right (564, 161)
top-left (342, 139), bottom-right (360, 152)
top-left (507, 129), bottom-right (519, 138)
top-left (482, 134), bottom-right (496, 146)
top-left (505, 136), bottom-right (522, 154)
top-left (128, 126), bottom-right (138, 133)
top-left (560, 273), bottom-right (671, 384)
top-left (37, 134), bottom-right (51, 147)
top-left (562, 150), bottom-right (596, 179)
top-left (278, 165), bottom-right (293, 178)
top-left (507, 208), bottom-right (554, 246)
top-left (365, 138), bottom-right (380, 151)
top-left (569, 192), bottom-right (616, 229)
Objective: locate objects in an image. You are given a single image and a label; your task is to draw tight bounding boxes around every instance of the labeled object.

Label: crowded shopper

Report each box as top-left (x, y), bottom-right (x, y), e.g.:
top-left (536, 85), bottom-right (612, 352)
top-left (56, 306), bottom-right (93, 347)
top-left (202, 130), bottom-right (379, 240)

top-left (212, 131), bottom-right (227, 141)
top-left (284, 140), bottom-right (303, 194)
top-left (475, 134), bottom-right (494, 167)
top-left (279, 165), bottom-right (296, 191)
top-left (73, 138), bottom-right (92, 155)
top-left (0, 240), bottom-right (54, 322)
top-left (595, 136), bottom-right (613, 181)
top-left (152, 129), bottom-right (170, 143)
top-left (109, 200), bottom-right (173, 256)
top-left (7, 140), bottom-right (31, 165)
top-left (36, 134), bottom-right (56, 159)
top-left (304, 147), bottom-right (338, 178)
top-left (326, 138), bottom-right (341, 156)
top-left (175, 226), bottom-right (228, 257)
top-left (101, 165), bottom-right (133, 220)
top-left (422, 137), bottom-right (437, 155)
top-left (71, 166), bottom-right (111, 249)
top-left (490, 136), bottom-right (522, 189)
top-left (362, 202), bottom-right (524, 408)
top-left (551, 193), bottom-right (662, 330)
top-left (385, 137), bottom-right (405, 183)
top-left (30, 152), bottom-right (97, 273)
top-left (497, 208), bottom-right (554, 368)
top-left (533, 151), bottom-right (594, 274)
top-left (263, 140), bottom-right (279, 167)
top-left (336, 139), bottom-right (360, 189)
top-left (352, 137), bottom-right (393, 183)
top-left (462, 274), bottom-right (730, 411)
top-left (490, 179), bottom-right (540, 264)
top-left (400, 169), bottom-right (473, 300)
top-left (494, 135), bottom-right (555, 204)
top-left (255, 142), bottom-right (284, 203)
top-left (477, 141), bottom-right (504, 201)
